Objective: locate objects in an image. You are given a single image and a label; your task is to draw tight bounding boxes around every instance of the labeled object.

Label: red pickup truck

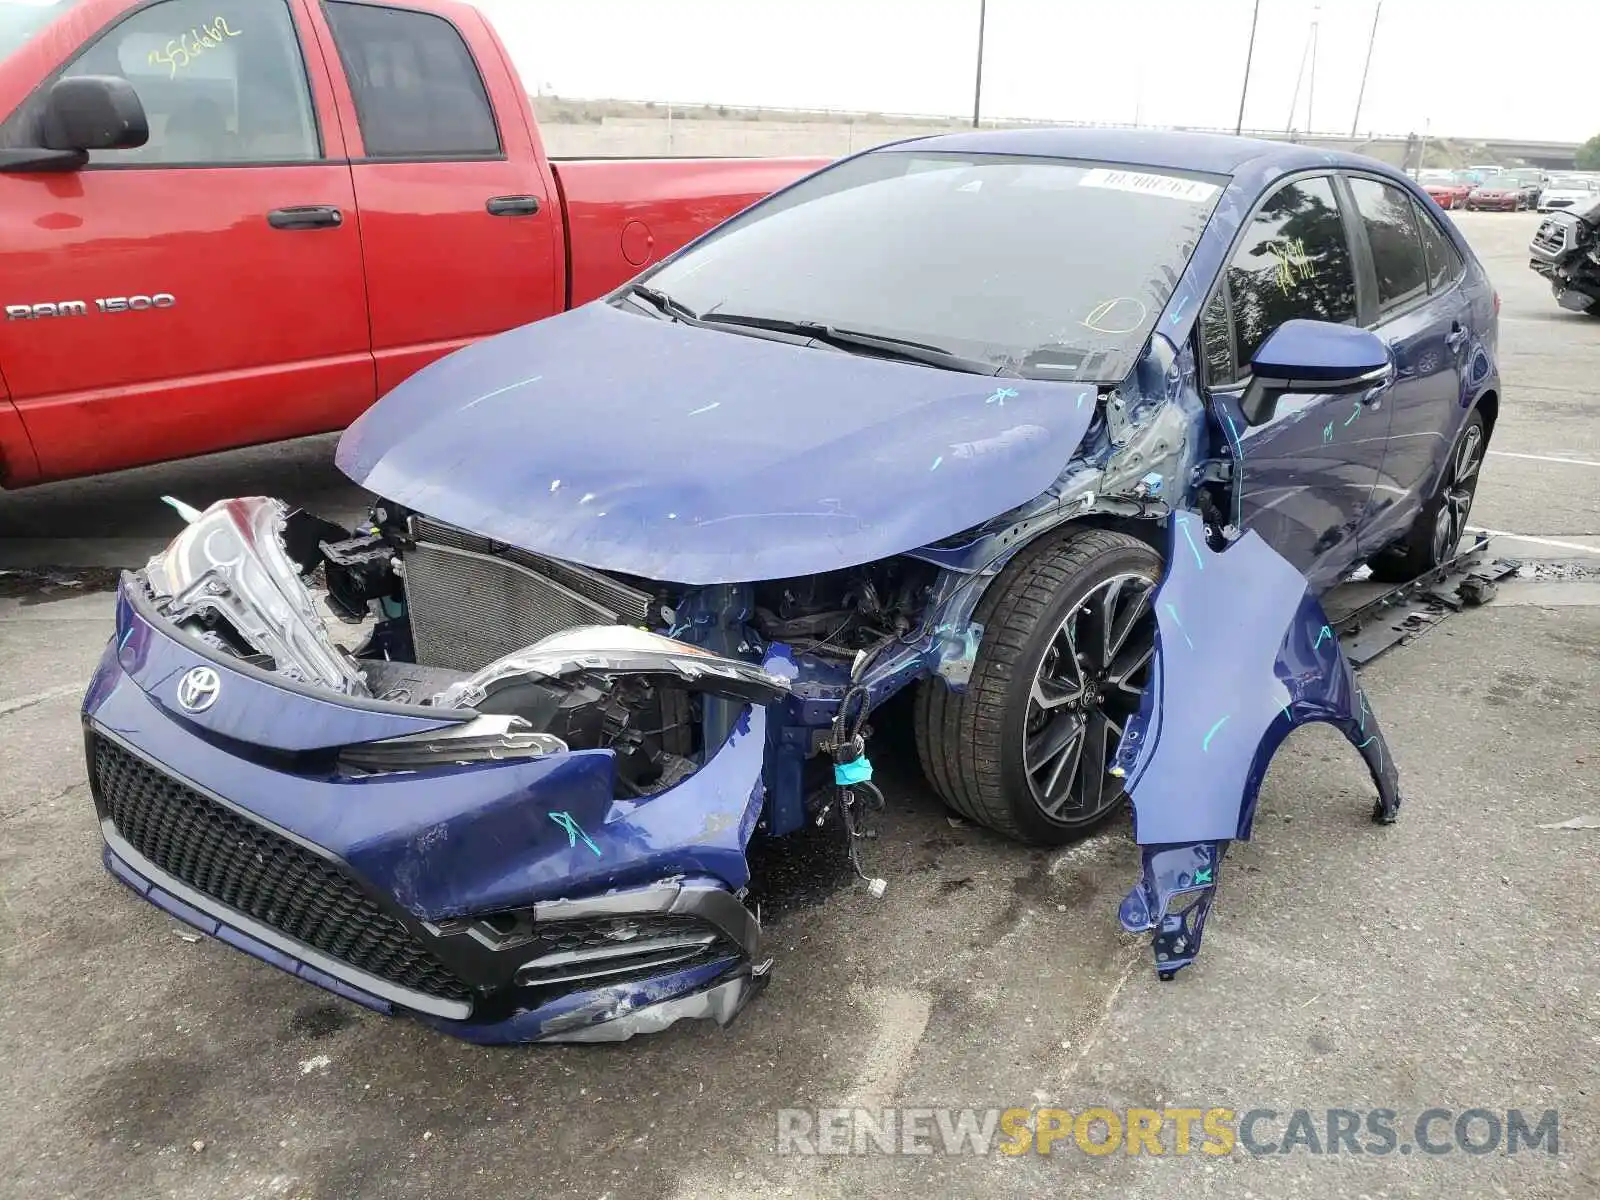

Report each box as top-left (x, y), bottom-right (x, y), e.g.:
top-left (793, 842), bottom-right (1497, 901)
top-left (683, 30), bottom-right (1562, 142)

top-left (0, 0), bottom-right (828, 486)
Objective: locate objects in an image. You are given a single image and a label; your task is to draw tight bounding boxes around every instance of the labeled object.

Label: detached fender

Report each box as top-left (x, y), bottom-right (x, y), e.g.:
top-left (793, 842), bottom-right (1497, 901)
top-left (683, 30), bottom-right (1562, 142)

top-left (1112, 512), bottom-right (1402, 978)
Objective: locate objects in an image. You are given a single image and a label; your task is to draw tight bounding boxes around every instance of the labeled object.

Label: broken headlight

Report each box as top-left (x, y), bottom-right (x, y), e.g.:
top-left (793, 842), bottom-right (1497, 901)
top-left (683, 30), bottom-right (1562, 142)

top-left (145, 497), bottom-right (368, 696)
top-left (339, 714), bottom-right (568, 772)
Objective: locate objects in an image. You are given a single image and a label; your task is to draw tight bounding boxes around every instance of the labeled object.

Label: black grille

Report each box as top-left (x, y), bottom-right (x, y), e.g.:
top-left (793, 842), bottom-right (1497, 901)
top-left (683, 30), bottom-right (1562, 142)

top-left (92, 735), bottom-right (473, 1004)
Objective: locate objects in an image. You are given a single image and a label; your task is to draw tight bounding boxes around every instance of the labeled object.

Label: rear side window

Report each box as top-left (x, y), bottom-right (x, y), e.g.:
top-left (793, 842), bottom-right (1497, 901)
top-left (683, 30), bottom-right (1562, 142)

top-left (325, 1), bottom-right (499, 159)
top-left (1348, 177), bottom-right (1428, 310)
top-left (1415, 201), bottom-right (1465, 293)
top-left (1225, 175), bottom-right (1359, 373)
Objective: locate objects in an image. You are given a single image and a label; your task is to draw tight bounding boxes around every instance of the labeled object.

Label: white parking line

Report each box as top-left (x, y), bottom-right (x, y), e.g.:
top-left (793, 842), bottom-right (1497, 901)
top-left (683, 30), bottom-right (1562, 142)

top-left (1488, 450), bottom-right (1600, 468)
top-left (1468, 527), bottom-right (1600, 556)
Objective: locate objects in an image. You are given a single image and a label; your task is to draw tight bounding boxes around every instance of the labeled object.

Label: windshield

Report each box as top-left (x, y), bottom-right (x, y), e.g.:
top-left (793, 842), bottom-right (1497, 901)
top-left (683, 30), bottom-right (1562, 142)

top-left (0, 0), bottom-right (82, 64)
top-left (1550, 176), bottom-right (1591, 190)
top-left (635, 150), bottom-right (1226, 382)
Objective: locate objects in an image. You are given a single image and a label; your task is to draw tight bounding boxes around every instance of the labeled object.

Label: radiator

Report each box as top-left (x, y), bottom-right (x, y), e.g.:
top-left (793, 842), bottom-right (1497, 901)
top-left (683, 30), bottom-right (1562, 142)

top-left (403, 518), bottom-right (654, 672)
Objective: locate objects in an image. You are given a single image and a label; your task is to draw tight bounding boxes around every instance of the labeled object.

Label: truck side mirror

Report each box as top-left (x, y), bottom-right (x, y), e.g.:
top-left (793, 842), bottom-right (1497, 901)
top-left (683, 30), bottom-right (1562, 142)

top-left (1240, 320), bottom-right (1394, 426)
top-left (40, 75), bottom-right (149, 153)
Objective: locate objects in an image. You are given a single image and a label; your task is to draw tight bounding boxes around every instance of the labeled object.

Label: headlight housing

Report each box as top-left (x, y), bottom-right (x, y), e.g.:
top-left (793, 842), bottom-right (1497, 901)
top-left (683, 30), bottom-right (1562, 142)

top-left (145, 497), bottom-right (368, 695)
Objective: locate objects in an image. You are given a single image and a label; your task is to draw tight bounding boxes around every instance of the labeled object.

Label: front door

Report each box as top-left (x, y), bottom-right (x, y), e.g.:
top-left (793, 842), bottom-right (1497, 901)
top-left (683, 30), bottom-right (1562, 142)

top-left (0, 0), bottom-right (372, 482)
top-left (1201, 173), bottom-right (1382, 592)
top-left (310, 0), bottom-right (562, 398)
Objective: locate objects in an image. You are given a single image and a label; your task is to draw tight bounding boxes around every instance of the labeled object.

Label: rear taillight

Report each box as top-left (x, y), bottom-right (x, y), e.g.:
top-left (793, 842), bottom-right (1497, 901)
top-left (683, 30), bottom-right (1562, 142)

top-left (1493, 291), bottom-right (1501, 317)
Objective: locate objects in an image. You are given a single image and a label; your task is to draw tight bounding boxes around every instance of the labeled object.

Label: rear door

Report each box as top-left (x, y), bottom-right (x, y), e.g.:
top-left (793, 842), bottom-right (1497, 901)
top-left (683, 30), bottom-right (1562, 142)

top-left (1200, 173), bottom-right (1380, 592)
top-left (311, 0), bottom-right (562, 397)
top-left (1342, 174), bottom-right (1471, 555)
top-left (0, 0), bottom-right (371, 482)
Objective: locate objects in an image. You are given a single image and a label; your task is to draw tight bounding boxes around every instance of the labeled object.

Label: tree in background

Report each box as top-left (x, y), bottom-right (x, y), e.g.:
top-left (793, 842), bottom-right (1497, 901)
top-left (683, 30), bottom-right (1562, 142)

top-left (1577, 134), bottom-right (1600, 171)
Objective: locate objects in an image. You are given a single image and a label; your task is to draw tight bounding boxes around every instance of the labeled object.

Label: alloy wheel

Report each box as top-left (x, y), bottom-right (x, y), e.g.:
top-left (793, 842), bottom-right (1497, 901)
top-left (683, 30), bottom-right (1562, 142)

top-left (1432, 421), bottom-right (1485, 563)
top-left (1022, 572), bottom-right (1156, 823)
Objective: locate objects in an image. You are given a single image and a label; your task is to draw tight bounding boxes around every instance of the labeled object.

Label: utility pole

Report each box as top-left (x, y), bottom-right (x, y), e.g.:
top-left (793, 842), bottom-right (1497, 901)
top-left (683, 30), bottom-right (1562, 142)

top-left (1234, 0), bottom-right (1262, 135)
top-left (1307, 8), bottom-right (1319, 133)
top-left (972, 0), bottom-right (987, 128)
top-left (1350, 0), bottom-right (1383, 137)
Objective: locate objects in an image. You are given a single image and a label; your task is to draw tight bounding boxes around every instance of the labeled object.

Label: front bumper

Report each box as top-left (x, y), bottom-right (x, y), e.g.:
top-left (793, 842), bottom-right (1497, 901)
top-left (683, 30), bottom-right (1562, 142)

top-left (1468, 196), bottom-right (1521, 210)
top-left (84, 579), bottom-right (773, 1043)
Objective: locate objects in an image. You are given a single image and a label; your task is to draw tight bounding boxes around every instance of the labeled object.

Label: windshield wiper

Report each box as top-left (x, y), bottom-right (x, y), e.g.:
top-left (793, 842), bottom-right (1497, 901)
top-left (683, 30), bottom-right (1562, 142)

top-left (697, 312), bottom-right (1013, 376)
top-left (621, 283), bottom-right (703, 324)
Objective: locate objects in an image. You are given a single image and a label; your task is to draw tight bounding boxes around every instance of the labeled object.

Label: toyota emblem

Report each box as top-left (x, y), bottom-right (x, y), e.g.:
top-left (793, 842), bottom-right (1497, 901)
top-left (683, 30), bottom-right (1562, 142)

top-left (176, 666), bottom-right (221, 713)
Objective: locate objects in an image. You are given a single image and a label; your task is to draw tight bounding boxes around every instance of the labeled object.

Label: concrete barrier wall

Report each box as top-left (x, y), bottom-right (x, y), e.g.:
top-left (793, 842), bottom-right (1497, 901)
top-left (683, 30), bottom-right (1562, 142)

top-left (538, 115), bottom-right (1423, 167)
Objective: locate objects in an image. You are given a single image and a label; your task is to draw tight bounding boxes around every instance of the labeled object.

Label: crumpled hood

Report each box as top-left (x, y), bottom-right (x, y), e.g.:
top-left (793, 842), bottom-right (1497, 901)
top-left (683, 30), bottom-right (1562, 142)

top-left (337, 303), bottom-right (1098, 583)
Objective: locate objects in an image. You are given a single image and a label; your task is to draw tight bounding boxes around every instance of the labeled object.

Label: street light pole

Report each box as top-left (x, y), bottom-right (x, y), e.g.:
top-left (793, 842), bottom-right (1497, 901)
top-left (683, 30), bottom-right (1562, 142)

top-left (1234, 0), bottom-right (1261, 135)
top-left (972, 0), bottom-right (987, 128)
top-left (1350, 0), bottom-right (1383, 138)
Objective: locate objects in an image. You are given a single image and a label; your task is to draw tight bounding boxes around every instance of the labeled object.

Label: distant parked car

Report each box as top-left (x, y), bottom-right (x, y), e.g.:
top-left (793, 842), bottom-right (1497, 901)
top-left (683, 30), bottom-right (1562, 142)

top-left (1419, 172), bottom-right (1472, 210)
top-left (1505, 171), bottom-right (1545, 208)
top-left (1466, 179), bottom-right (1527, 211)
top-left (1538, 175), bottom-right (1598, 212)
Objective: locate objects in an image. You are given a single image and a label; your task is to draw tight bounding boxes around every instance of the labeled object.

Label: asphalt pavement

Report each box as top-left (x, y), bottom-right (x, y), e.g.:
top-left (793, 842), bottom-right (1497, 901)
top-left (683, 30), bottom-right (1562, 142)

top-left (1, 212), bottom-right (1596, 1200)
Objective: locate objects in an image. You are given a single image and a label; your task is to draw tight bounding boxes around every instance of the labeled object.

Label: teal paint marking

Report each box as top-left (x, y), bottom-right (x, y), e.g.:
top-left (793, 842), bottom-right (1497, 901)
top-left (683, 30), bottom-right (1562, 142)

top-left (687, 401), bottom-right (720, 416)
top-left (1202, 714), bottom-right (1229, 752)
top-left (1358, 690), bottom-right (1369, 731)
top-left (1322, 420), bottom-right (1334, 443)
top-left (986, 386), bottom-right (1019, 406)
top-left (118, 627), bottom-right (135, 652)
top-left (1077, 392), bottom-right (1086, 410)
top-left (1168, 294), bottom-right (1190, 323)
top-left (1177, 515), bottom-right (1205, 570)
top-left (929, 455), bottom-right (943, 471)
top-left (1281, 703), bottom-right (1292, 721)
top-left (1356, 733), bottom-right (1384, 771)
top-left (1313, 624), bottom-right (1332, 649)
top-left (1193, 866), bottom-right (1213, 885)
top-left (549, 811), bottom-right (602, 858)
top-left (1343, 398), bottom-right (1361, 427)
top-left (1163, 602), bottom-right (1195, 649)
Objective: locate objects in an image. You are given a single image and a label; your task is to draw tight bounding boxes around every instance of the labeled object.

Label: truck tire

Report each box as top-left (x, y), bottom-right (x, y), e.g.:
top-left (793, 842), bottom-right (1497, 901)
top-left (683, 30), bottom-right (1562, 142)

top-left (1367, 408), bottom-right (1488, 583)
top-left (914, 527), bottom-right (1161, 845)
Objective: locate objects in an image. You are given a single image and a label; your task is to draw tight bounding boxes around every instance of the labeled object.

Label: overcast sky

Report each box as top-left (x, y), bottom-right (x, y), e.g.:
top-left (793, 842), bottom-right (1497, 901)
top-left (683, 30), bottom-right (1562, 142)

top-left (474, 0), bottom-right (1599, 143)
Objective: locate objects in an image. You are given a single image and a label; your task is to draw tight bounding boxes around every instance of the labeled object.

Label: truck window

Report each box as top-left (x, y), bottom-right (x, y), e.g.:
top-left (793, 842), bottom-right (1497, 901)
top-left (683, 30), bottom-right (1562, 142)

top-left (13, 0), bottom-right (319, 164)
top-left (324, 1), bottom-right (499, 160)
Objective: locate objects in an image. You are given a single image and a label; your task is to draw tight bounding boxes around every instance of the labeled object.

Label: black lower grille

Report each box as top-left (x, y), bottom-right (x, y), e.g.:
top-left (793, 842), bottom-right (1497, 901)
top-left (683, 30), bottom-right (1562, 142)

top-left (92, 735), bottom-right (472, 1004)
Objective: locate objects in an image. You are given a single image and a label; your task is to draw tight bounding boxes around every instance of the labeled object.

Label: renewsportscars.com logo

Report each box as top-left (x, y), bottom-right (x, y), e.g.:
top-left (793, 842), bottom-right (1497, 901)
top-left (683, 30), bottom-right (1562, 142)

top-left (774, 1107), bottom-right (1561, 1157)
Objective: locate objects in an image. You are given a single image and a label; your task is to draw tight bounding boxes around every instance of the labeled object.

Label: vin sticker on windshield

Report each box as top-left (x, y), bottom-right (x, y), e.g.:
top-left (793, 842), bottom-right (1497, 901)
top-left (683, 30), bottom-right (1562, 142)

top-left (1080, 168), bottom-right (1219, 203)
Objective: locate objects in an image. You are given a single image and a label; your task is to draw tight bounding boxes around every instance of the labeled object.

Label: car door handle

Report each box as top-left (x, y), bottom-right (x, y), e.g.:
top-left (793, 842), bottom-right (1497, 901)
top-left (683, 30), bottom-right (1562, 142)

top-left (486, 195), bottom-right (541, 217)
top-left (1445, 323), bottom-right (1469, 351)
top-left (267, 206), bottom-right (343, 230)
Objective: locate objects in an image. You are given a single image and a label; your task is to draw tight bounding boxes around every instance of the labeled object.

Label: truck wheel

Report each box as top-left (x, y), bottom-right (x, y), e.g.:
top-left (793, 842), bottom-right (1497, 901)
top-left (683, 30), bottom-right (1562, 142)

top-left (914, 528), bottom-right (1161, 845)
top-left (1368, 408), bottom-right (1487, 583)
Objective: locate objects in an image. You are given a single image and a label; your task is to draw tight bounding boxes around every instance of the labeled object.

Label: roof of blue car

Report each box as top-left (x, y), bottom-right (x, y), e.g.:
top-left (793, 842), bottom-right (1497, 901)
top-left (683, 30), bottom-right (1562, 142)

top-left (896, 126), bottom-right (1353, 176)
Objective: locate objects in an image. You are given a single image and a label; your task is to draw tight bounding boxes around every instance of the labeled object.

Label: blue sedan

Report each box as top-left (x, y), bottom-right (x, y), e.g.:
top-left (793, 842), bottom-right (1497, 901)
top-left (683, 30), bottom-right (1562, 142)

top-left (85, 128), bottom-right (1498, 1039)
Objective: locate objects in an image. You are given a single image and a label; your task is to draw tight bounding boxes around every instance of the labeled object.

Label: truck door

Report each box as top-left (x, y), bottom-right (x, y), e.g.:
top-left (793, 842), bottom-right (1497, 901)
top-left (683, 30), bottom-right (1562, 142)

top-left (0, 0), bottom-right (372, 482)
top-left (310, 0), bottom-right (562, 396)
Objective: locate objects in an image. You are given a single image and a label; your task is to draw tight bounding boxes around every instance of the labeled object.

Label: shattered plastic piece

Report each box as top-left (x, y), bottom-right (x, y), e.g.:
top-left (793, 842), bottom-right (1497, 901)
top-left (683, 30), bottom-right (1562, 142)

top-left (1114, 511), bottom-right (1402, 978)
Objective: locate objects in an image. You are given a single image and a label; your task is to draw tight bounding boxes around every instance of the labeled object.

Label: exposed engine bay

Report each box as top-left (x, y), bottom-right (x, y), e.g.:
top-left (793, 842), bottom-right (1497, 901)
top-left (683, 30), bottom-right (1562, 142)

top-left (140, 495), bottom-right (934, 801)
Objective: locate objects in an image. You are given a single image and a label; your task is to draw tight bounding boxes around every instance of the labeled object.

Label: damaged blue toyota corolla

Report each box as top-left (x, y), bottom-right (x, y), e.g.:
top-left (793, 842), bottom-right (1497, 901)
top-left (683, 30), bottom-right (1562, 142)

top-left (84, 129), bottom-right (1501, 1041)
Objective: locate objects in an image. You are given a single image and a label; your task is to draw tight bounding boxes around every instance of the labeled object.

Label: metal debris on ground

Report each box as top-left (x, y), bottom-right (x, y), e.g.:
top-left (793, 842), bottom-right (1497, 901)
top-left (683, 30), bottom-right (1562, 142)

top-left (1334, 537), bottom-right (1520, 668)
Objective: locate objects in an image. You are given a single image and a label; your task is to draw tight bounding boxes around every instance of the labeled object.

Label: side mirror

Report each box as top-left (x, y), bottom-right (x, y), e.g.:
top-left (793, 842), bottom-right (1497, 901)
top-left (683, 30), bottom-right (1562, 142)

top-left (1240, 320), bottom-right (1393, 426)
top-left (40, 75), bottom-right (148, 153)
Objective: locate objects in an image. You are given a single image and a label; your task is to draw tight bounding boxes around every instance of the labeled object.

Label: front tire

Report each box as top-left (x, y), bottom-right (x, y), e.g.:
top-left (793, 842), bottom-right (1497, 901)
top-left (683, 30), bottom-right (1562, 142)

top-left (914, 527), bottom-right (1160, 845)
top-left (1368, 408), bottom-right (1488, 583)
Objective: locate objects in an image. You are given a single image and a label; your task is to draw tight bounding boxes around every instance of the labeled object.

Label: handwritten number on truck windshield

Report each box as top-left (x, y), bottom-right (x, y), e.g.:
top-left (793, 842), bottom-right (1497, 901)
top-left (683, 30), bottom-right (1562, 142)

top-left (147, 17), bottom-right (243, 79)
